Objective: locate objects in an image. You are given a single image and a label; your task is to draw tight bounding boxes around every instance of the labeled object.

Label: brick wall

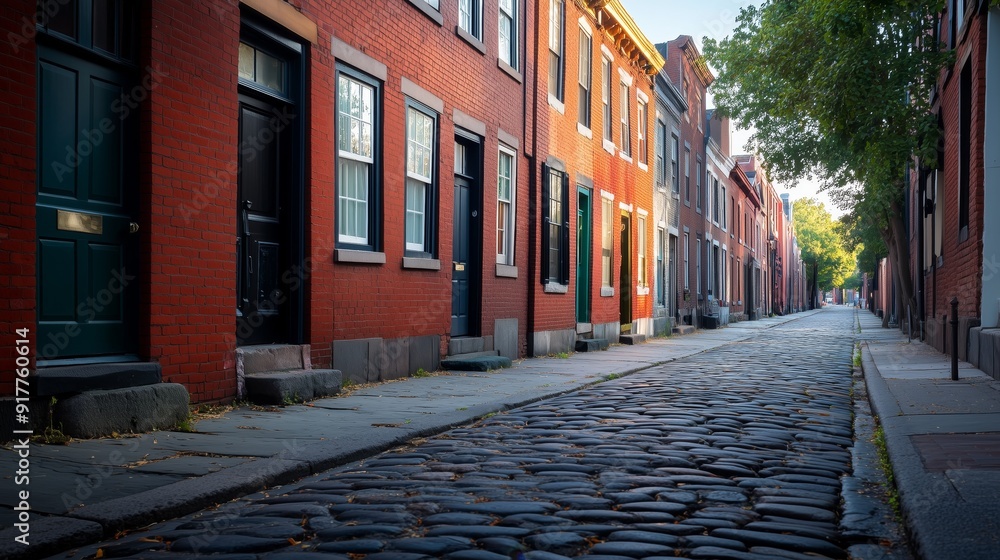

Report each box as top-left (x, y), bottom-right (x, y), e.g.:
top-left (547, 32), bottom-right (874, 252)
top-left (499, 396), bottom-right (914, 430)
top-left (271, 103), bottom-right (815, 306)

top-left (530, 0), bottom-right (656, 339)
top-left (663, 37), bottom-right (711, 320)
top-left (927, 9), bottom-right (987, 325)
top-left (144, 0), bottom-right (241, 402)
top-left (312, 0), bottom-right (530, 359)
top-left (0, 1), bottom-right (38, 396)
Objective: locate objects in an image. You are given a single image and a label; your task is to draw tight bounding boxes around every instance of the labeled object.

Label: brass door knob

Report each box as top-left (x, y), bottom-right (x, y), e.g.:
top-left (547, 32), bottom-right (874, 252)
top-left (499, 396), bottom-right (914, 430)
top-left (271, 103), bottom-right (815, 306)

top-left (129, 222), bottom-right (140, 234)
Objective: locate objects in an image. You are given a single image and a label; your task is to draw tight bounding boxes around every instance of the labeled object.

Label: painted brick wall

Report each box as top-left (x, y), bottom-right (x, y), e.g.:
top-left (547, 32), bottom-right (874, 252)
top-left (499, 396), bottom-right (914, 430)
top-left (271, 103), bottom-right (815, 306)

top-left (530, 0), bottom-right (656, 337)
top-left (0, 1), bottom-right (38, 396)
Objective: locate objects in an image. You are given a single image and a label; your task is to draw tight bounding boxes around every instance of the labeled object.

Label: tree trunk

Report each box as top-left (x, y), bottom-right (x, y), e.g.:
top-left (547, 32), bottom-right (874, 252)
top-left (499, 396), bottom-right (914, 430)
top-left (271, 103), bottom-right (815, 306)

top-left (886, 199), bottom-right (918, 317)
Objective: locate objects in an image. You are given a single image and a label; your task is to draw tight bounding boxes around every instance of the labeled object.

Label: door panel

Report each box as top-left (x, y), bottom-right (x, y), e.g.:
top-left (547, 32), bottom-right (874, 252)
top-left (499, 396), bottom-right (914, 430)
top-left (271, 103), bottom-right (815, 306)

top-left (451, 176), bottom-right (471, 336)
top-left (237, 96), bottom-right (291, 345)
top-left (619, 214), bottom-right (632, 331)
top-left (36, 45), bottom-right (138, 360)
top-left (576, 189), bottom-right (591, 323)
top-left (451, 135), bottom-right (481, 338)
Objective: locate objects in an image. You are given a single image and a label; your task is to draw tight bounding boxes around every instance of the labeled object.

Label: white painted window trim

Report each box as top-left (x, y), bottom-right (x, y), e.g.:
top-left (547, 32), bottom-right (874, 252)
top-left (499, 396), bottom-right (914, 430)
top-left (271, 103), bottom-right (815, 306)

top-left (601, 189), bottom-right (615, 201)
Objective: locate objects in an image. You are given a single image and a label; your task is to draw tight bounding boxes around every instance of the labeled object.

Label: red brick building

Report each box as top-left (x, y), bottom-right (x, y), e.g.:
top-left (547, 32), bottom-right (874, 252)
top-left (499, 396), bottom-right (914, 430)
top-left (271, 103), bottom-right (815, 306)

top-left (528, 0), bottom-right (662, 354)
top-left (1, 0), bottom-right (532, 414)
top-left (911, 2), bottom-right (993, 364)
top-left (659, 36), bottom-right (712, 329)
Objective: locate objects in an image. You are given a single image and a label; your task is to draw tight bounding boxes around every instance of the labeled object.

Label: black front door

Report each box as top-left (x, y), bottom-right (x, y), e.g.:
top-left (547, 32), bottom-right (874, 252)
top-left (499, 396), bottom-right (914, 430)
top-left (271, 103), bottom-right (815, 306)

top-left (620, 213), bottom-right (632, 332)
top-left (36, 2), bottom-right (139, 362)
top-left (236, 95), bottom-right (294, 345)
top-left (451, 135), bottom-right (481, 337)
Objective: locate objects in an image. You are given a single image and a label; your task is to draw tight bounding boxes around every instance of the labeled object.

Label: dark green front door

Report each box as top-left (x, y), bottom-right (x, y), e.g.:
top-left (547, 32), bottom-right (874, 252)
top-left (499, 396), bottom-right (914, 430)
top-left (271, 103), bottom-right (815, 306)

top-left (36, 4), bottom-right (139, 362)
top-left (576, 188), bottom-right (591, 323)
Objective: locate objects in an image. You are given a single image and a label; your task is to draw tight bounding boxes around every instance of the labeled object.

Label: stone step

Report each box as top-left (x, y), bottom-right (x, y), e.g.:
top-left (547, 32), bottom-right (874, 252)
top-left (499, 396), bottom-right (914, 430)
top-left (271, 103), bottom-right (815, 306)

top-left (446, 350), bottom-right (500, 361)
top-left (237, 344), bottom-right (308, 375)
top-left (53, 383), bottom-right (189, 438)
top-left (619, 333), bottom-right (647, 345)
top-left (34, 362), bottom-right (161, 396)
top-left (575, 338), bottom-right (610, 352)
top-left (672, 325), bottom-right (696, 335)
top-left (441, 355), bottom-right (512, 371)
top-left (244, 369), bottom-right (342, 405)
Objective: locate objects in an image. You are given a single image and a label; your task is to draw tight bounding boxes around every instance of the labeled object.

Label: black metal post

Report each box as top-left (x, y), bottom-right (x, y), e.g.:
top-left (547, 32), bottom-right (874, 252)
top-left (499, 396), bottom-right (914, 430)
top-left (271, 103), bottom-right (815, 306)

top-left (950, 297), bottom-right (959, 381)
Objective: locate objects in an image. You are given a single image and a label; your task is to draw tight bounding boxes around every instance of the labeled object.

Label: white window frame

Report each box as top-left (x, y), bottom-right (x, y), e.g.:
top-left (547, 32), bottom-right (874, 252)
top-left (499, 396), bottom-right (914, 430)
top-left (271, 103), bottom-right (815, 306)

top-left (683, 232), bottom-right (690, 291)
top-left (405, 105), bottom-right (435, 254)
top-left (601, 56), bottom-right (613, 143)
top-left (496, 145), bottom-right (517, 265)
top-left (577, 25), bottom-right (592, 129)
top-left (337, 72), bottom-right (376, 246)
top-left (498, 0), bottom-right (517, 69)
top-left (619, 80), bottom-right (630, 156)
top-left (602, 195), bottom-right (614, 288)
top-left (459, 0), bottom-right (482, 40)
top-left (637, 96), bottom-right (647, 166)
top-left (637, 213), bottom-right (647, 287)
top-left (548, 0), bottom-right (565, 101)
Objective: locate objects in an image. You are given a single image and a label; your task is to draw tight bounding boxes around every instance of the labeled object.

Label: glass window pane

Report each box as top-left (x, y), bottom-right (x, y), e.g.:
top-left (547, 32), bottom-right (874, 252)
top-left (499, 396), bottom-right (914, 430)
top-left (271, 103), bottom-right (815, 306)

top-left (255, 49), bottom-right (284, 93)
top-left (48, 0), bottom-right (77, 39)
top-left (92, 0), bottom-right (115, 53)
top-left (239, 43), bottom-right (255, 81)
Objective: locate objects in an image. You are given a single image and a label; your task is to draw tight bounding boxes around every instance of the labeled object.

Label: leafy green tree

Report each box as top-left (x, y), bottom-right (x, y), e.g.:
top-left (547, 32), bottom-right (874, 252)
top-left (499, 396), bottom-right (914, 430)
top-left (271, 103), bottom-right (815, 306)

top-left (793, 198), bottom-right (856, 308)
top-left (704, 0), bottom-right (953, 319)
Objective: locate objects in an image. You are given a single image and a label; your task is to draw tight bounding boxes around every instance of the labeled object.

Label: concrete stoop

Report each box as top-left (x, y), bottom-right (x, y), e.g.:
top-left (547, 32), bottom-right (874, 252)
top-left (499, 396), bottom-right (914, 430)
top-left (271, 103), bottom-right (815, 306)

top-left (244, 369), bottom-right (342, 405)
top-left (54, 384), bottom-right (189, 439)
top-left (575, 338), bottom-right (610, 352)
top-left (25, 362), bottom-right (190, 439)
top-left (441, 350), bottom-right (513, 371)
top-left (619, 333), bottom-right (647, 345)
top-left (237, 344), bottom-right (342, 405)
top-left (673, 325), bottom-right (696, 335)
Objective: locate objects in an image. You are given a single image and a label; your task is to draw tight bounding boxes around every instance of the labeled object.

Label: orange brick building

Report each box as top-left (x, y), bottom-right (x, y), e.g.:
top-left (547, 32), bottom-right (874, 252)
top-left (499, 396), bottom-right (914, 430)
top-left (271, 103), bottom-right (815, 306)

top-left (528, 0), bottom-right (662, 353)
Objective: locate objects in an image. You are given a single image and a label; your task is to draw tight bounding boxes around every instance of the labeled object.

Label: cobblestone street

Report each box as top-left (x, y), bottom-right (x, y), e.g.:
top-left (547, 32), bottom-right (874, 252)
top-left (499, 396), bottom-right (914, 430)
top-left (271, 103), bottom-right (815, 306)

top-left (59, 308), bottom-right (884, 560)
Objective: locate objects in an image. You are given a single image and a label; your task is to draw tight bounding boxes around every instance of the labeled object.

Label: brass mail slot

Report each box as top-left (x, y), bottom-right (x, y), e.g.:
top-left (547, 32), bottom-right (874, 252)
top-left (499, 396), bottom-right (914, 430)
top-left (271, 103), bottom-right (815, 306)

top-left (454, 263), bottom-right (466, 272)
top-left (57, 210), bottom-right (103, 235)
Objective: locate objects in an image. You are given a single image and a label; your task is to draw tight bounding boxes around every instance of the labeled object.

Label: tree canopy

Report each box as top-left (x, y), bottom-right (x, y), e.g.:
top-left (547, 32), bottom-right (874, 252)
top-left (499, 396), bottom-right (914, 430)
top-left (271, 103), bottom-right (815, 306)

top-left (793, 198), bottom-right (856, 296)
top-left (703, 0), bottom-right (953, 315)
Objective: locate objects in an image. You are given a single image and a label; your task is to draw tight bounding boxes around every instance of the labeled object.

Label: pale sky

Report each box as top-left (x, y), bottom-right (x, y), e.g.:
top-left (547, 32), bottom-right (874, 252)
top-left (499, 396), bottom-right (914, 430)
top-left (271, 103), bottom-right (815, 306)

top-left (619, 0), bottom-right (845, 217)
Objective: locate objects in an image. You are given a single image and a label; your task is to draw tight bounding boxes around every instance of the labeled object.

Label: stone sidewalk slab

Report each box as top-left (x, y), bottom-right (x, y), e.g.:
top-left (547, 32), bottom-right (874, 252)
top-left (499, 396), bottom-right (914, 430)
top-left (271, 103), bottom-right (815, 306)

top-left (0, 312), bottom-right (816, 560)
top-left (859, 310), bottom-right (1000, 560)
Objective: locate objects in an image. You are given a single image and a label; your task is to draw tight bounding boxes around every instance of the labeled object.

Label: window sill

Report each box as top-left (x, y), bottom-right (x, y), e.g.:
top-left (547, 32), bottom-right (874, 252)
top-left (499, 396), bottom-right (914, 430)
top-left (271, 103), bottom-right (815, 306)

top-left (601, 286), bottom-right (615, 297)
top-left (577, 123), bottom-right (593, 139)
top-left (602, 139), bottom-right (616, 154)
top-left (637, 286), bottom-right (650, 296)
top-left (959, 226), bottom-right (969, 243)
top-left (336, 249), bottom-right (386, 264)
top-left (498, 59), bottom-right (522, 82)
top-left (496, 263), bottom-right (518, 278)
top-left (548, 94), bottom-right (565, 114)
top-left (543, 282), bottom-right (569, 294)
top-left (456, 26), bottom-right (486, 54)
top-left (403, 0), bottom-right (443, 26)
top-left (619, 151), bottom-right (632, 163)
top-left (402, 257), bottom-right (441, 270)
top-left (638, 162), bottom-right (648, 172)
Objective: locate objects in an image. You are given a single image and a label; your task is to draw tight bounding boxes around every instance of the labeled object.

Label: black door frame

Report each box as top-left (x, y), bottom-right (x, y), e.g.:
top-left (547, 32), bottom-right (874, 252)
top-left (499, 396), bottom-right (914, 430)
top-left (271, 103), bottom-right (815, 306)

top-left (619, 211), bottom-right (632, 332)
top-left (451, 131), bottom-right (483, 338)
top-left (237, 14), bottom-right (306, 345)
